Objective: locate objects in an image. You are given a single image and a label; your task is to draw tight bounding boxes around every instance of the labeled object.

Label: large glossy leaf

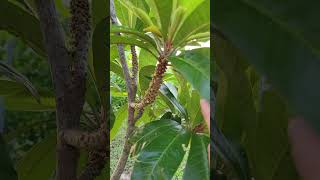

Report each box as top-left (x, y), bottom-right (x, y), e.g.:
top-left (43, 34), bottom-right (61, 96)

top-left (17, 134), bottom-right (56, 180)
top-left (110, 35), bottom-right (158, 57)
top-left (92, 18), bottom-right (108, 114)
top-left (110, 103), bottom-right (128, 141)
top-left (173, 0), bottom-right (210, 47)
top-left (214, 0), bottom-right (320, 133)
top-left (246, 91), bottom-right (299, 180)
top-left (183, 134), bottom-right (209, 180)
top-left (130, 119), bottom-right (176, 157)
top-left (131, 120), bottom-right (191, 180)
top-left (169, 48), bottom-right (210, 100)
top-left (0, 0), bottom-right (46, 57)
top-left (0, 135), bottom-right (17, 180)
top-left (0, 63), bottom-right (40, 102)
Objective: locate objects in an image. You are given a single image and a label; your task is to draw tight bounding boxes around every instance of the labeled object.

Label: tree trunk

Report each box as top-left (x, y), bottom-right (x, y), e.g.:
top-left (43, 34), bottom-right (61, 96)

top-left (35, 0), bottom-right (87, 179)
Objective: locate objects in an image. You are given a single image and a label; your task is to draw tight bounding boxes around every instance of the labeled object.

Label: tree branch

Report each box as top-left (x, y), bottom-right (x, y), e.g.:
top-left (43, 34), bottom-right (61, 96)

top-left (110, 0), bottom-right (139, 179)
top-left (60, 107), bottom-right (107, 150)
top-left (59, 128), bottom-right (107, 150)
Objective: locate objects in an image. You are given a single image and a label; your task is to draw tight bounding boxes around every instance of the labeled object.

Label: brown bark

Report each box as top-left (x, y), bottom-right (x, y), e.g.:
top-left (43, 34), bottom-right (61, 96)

top-left (59, 128), bottom-right (107, 150)
top-left (35, 0), bottom-right (87, 179)
top-left (110, 1), bottom-right (139, 179)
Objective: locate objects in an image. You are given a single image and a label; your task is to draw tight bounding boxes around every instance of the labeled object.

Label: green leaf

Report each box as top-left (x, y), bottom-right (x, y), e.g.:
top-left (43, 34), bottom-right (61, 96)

top-left (183, 134), bottom-right (209, 180)
top-left (0, 62), bottom-right (40, 102)
top-left (158, 111), bottom-right (181, 125)
top-left (173, 0), bottom-right (210, 47)
top-left (118, 0), bottom-right (154, 27)
top-left (110, 35), bottom-right (158, 57)
top-left (159, 83), bottom-right (187, 120)
top-left (214, 0), bottom-right (320, 133)
top-left (139, 49), bottom-right (157, 70)
top-left (17, 134), bottom-right (56, 180)
top-left (92, 0), bottom-right (108, 26)
top-left (110, 25), bottom-right (157, 49)
top-left (110, 104), bottom-right (116, 129)
top-left (186, 90), bottom-right (203, 127)
top-left (92, 18), bottom-right (108, 114)
top-left (130, 119), bottom-right (177, 157)
top-left (145, 0), bottom-right (172, 39)
top-left (131, 120), bottom-right (191, 180)
top-left (139, 65), bottom-right (156, 94)
top-left (114, 0), bottom-right (129, 27)
top-left (111, 90), bottom-right (127, 97)
top-left (214, 38), bottom-right (254, 179)
top-left (0, 135), bottom-right (17, 180)
top-left (110, 103), bottom-right (128, 141)
top-left (246, 91), bottom-right (299, 180)
top-left (214, 37), bottom-right (256, 141)
top-left (0, 78), bottom-right (28, 97)
top-left (7, 0), bottom-right (30, 12)
top-left (110, 60), bottom-right (124, 79)
top-left (0, 0), bottom-right (46, 57)
top-left (4, 96), bottom-right (55, 112)
top-left (85, 71), bottom-right (100, 111)
top-left (0, 78), bottom-right (55, 112)
top-left (170, 48), bottom-right (210, 100)
top-left (175, 72), bottom-right (190, 107)
top-left (135, 106), bottom-right (154, 126)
